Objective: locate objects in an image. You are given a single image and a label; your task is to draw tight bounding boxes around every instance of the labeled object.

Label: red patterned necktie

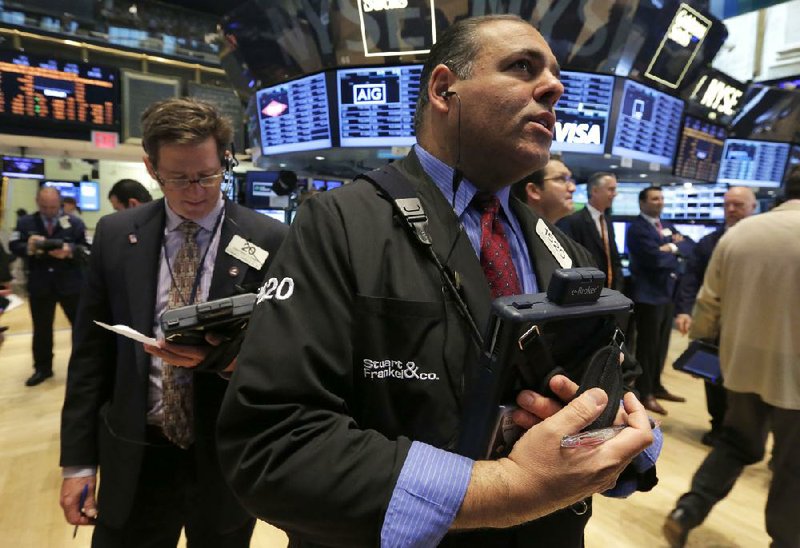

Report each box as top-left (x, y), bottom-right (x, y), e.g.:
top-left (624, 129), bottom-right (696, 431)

top-left (599, 214), bottom-right (613, 288)
top-left (473, 192), bottom-right (522, 298)
top-left (162, 221), bottom-right (200, 449)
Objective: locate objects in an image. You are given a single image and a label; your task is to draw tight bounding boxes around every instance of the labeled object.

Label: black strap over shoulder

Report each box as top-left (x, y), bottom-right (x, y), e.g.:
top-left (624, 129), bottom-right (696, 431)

top-left (357, 165), bottom-right (432, 248)
top-left (356, 165), bottom-right (484, 347)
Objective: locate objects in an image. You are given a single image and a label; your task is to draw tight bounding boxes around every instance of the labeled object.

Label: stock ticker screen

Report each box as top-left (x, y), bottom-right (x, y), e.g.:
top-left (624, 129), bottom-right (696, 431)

top-left (0, 50), bottom-right (118, 129)
top-left (551, 71), bottom-right (615, 154)
top-left (337, 65), bottom-right (422, 147)
top-left (718, 139), bottom-right (790, 187)
top-left (674, 116), bottom-right (727, 181)
top-left (255, 72), bottom-right (332, 155)
top-left (611, 79), bottom-right (684, 166)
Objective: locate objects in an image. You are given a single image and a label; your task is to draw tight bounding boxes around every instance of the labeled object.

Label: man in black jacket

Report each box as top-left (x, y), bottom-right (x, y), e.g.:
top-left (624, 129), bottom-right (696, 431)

top-left (673, 186), bottom-right (756, 445)
top-left (218, 15), bottom-right (657, 548)
top-left (558, 172), bottom-right (623, 291)
top-left (9, 186), bottom-right (87, 386)
top-left (59, 98), bottom-right (287, 547)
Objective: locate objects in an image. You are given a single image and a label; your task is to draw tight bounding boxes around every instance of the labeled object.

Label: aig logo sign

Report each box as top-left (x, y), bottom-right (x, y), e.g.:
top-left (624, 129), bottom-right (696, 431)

top-left (354, 83), bottom-right (387, 105)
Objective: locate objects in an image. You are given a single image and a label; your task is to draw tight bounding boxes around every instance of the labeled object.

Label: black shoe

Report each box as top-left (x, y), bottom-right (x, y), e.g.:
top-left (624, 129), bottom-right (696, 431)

top-left (700, 430), bottom-right (719, 447)
top-left (663, 508), bottom-right (694, 548)
top-left (25, 370), bottom-right (53, 387)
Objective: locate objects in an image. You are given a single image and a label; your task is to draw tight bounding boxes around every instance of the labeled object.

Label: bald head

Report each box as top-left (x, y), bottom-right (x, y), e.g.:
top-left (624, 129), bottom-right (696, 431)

top-left (36, 187), bottom-right (61, 220)
top-left (724, 186), bottom-right (756, 228)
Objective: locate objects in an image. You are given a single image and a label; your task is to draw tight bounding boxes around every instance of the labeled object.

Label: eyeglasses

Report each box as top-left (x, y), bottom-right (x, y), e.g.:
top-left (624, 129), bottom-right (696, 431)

top-left (543, 175), bottom-right (575, 185)
top-left (155, 172), bottom-right (224, 190)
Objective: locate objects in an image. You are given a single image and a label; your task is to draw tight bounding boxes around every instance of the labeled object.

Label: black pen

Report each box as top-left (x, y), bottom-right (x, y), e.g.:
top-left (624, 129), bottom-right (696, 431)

top-left (73, 483), bottom-right (89, 539)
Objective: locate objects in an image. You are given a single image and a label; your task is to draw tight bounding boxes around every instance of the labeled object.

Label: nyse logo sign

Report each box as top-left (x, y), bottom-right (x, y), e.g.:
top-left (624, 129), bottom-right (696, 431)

top-left (354, 83), bottom-right (387, 105)
top-left (554, 122), bottom-right (602, 145)
top-left (694, 76), bottom-right (743, 116)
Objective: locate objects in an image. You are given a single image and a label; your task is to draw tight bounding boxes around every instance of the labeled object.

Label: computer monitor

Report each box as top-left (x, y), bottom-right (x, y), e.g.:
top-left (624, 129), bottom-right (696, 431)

top-left (2, 156), bottom-right (45, 179)
top-left (245, 171), bottom-right (288, 209)
top-left (673, 116), bottom-right (727, 182)
top-left (718, 139), bottom-right (790, 188)
top-left (255, 209), bottom-right (287, 223)
top-left (551, 71), bottom-right (615, 154)
top-left (42, 180), bottom-right (80, 203)
top-left (325, 180), bottom-right (343, 190)
top-left (255, 72), bottom-right (332, 155)
top-left (612, 221), bottom-right (629, 255)
top-left (672, 223), bottom-right (718, 243)
top-left (336, 64), bottom-right (422, 147)
top-left (610, 182), bottom-right (651, 216)
top-left (611, 79), bottom-right (684, 166)
top-left (661, 184), bottom-right (726, 221)
top-left (79, 181), bottom-right (100, 211)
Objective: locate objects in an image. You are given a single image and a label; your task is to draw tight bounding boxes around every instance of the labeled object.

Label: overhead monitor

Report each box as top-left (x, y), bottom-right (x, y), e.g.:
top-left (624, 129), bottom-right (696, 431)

top-left (661, 184), bottom-right (726, 221)
top-left (337, 64), bottom-right (422, 147)
top-left (611, 79), bottom-right (684, 166)
top-left (255, 72), bottom-right (332, 155)
top-left (2, 156), bottom-right (45, 179)
top-left (728, 85), bottom-right (800, 144)
top-left (672, 222), bottom-right (718, 242)
top-left (79, 181), bottom-right (101, 211)
top-left (610, 182), bottom-right (652, 216)
top-left (255, 209), bottom-right (288, 223)
top-left (718, 139), bottom-right (790, 188)
top-left (0, 49), bottom-right (118, 131)
top-left (551, 71), bottom-right (615, 154)
top-left (42, 180), bottom-right (80, 202)
top-left (683, 68), bottom-right (746, 124)
top-left (673, 116), bottom-right (726, 182)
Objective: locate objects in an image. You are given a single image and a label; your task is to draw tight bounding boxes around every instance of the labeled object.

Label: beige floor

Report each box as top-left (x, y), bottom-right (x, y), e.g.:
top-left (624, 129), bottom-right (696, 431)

top-left (0, 299), bottom-right (771, 547)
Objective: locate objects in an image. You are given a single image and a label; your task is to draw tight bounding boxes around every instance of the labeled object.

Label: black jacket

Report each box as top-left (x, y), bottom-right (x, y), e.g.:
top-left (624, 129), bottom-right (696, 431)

top-left (60, 198), bottom-right (287, 529)
top-left (218, 152), bottom-right (598, 547)
top-left (674, 227), bottom-right (725, 315)
top-left (9, 212), bottom-right (87, 297)
top-left (558, 207), bottom-right (624, 291)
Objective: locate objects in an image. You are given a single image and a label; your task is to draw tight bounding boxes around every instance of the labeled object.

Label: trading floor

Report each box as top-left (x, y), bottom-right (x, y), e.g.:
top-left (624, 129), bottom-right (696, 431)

top-left (0, 300), bottom-right (771, 547)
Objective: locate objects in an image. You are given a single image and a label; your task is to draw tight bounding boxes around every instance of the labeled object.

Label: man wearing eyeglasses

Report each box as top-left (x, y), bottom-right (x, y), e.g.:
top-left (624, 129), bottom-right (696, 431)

top-left (510, 157), bottom-right (576, 224)
top-left (59, 98), bottom-right (288, 547)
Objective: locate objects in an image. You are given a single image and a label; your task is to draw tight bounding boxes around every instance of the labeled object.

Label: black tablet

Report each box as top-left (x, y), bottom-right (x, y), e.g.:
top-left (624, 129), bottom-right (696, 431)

top-left (673, 340), bottom-right (722, 384)
top-left (160, 293), bottom-right (256, 346)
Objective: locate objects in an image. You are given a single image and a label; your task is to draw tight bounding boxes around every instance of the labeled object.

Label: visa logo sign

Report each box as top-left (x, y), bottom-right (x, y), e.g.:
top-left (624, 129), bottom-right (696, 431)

top-left (554, 122), bottom-right (602, 145)
top-left (353, 83), bottom-right (387, 105)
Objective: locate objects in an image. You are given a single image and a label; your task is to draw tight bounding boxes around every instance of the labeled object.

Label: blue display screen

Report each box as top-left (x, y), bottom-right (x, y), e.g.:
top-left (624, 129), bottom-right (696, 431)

top-left (551, 71), bottom-right (615, 154)
top-left (718, 139), bottom-right (790, 188)
top-left (337, 64), bottom-right (422, 147)
top-left (79, 181), bottom-right (100, 211)
top-left (255, 72), bottom-right (332, 155)
top-left (611, 79), bottom-right (684, 166)
top-left (2, 156), bottom-right (45, 179)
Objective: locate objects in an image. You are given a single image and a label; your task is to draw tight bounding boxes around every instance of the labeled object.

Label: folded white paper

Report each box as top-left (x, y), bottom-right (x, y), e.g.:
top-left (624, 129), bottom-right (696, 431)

top-left (94, 321), bottom-right (159, 346)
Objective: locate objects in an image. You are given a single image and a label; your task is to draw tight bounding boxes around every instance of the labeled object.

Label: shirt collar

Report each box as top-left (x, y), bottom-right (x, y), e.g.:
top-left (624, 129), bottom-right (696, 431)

top-left (586, 203), bottom-right (604, 221)
top-left (414, 144), bottom-right (514, 220)
top-left (641, 212), bottom-right (661, 226)
top-left (164, 194), bottom-right (224, 233)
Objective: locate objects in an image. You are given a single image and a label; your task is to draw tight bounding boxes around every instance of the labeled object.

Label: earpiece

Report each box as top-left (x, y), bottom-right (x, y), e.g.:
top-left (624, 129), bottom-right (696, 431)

top-left (440, 90), bottom-right (457, 99)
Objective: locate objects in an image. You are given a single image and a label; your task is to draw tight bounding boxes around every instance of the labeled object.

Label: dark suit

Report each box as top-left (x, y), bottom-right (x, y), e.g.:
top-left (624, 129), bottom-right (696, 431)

top-left (626, 215), bottom-right (681, 397)
top-left (9, 212), bottom-right (87, 374)
top-left (60, 198), bottom-right (287, 546)
top-left (557, 207), bottom-right (623, 291)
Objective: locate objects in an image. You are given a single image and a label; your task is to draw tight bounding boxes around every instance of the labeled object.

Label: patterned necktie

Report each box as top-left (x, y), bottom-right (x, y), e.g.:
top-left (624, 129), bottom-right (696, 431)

top-left (473, 192), bottom-right (522, 299)
top-left (162, 221), bottom-right (201, 449)
top-left (599, 214), bottom-right (613, 288)
top-left (46, 218), bottom-right (54, 236)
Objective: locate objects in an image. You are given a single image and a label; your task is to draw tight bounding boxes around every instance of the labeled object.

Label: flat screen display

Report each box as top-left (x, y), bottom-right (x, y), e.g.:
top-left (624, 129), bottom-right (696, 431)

top-left (610, 182), bottom-right (651, 216)
top-left (718, 139), bottom-right (790, 188)
top-left (611, 79), bottom-right (684, 166)
top-left (2, 156), bottom-right (45, 179)
top-left (551, 72), bottom-right (615, 154)
top-left (245, 171), bottom-right (292, 209)
top-left (43, 180), bottom-right (80, 202)
top-left (79, 181), bottom-right (100, 211)
top-left (0, 50), bottom-right (118, 129)
top-left (255, 209), bottom-right (287, 223)
top-left (255, 72), bottom-right (332, 155)
top-left (337, 64), bottom-right (422, 147)
top-left (672, 222), bottom-right (718, 242)
top-left (662, 184), bottom-right (726, 221)
top-left (728, 85), bottom-right (800, 144)
top-left (674, 116), bottom-right (726, 182)
top-left (612, 221), bottom-right (629, 255)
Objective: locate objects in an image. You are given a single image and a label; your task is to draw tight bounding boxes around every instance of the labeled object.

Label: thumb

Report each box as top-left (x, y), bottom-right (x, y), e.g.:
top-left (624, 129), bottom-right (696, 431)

top-left (549, 388), bottom-right (608, 434)
top-left (83, 488), bottom-right (98, 519)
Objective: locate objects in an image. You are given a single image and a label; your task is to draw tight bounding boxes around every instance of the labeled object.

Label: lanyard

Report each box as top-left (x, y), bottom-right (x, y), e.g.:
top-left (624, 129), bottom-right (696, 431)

top-left (163, 206), bottom-right (225, 306)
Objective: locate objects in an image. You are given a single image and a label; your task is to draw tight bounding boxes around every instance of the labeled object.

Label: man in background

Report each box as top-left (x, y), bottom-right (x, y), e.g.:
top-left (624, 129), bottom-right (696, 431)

top-left (60, 98), bottom-right (287, 547)
top-left (664, 169), bottom-right (800, 548)
top-left (510, 156), bottom-right (576, 224)
top-left (558, 172), bottom-right (622, 290)
top-left (62, 196), bottom-right (81, 217)
top-left (108, 178), bottom-right (153, 211)
top-left (9, 186), bottom-right (87, 387)
top-left (626, 186), bottom-right (685, 415)
top-left (673, 186), bottom-right (756, 446)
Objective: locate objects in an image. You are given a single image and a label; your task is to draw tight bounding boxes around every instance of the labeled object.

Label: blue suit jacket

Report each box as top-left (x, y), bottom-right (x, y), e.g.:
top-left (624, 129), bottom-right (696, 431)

top-left (674, 227), bottom-right (725, 315)
top-left (626, 215), bottom-right (680, 305)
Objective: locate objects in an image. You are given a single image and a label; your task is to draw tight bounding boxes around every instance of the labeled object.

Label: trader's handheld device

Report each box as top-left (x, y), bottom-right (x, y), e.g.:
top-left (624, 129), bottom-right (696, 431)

top-left (160, 293), bottom-right (256, 346)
